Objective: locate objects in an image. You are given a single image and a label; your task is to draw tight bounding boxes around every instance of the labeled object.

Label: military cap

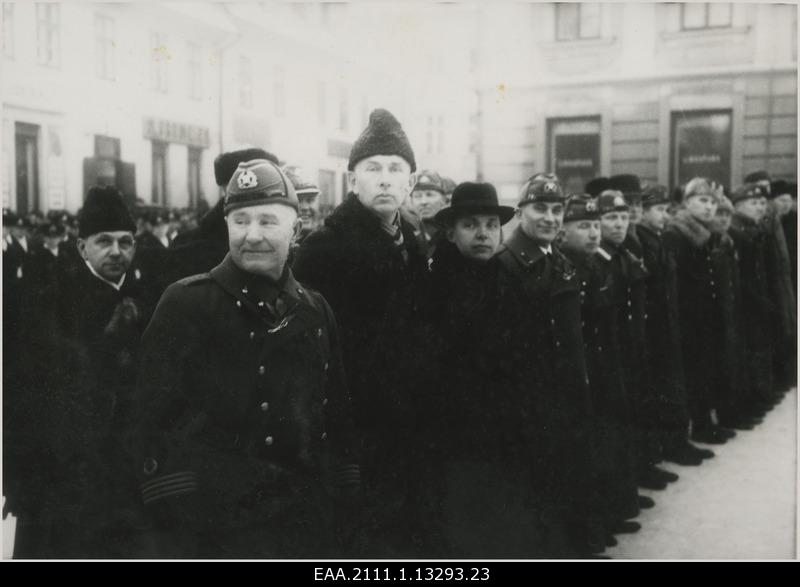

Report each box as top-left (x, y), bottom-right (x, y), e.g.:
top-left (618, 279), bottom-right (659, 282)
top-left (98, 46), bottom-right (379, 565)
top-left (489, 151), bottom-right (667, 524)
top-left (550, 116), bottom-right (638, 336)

top-left (563, 194), bottom-right (600, 223)
top-left (641, 184), bottom-right (670, 208)
top-left (518, 173), bottom-right (565, 206)
top-left (225, 159), bottom-right (298, 214)
top-left (731, 182), bottom-right (769, 205)
top-left (413, 169), bottom-right (446, 194)
top-left (597, 190), bottom-right (629, 215)
top-left (441, 176), bottom-right (457, 195)
top-left (283, 166), bottom-right (320, 197)
top-left (683, 177), bottom-right (719, 202)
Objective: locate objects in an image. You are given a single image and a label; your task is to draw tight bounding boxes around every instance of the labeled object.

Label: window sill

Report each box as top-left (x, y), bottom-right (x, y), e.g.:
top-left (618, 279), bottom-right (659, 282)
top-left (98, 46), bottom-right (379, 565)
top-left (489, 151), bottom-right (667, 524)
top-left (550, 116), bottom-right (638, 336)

top-left (660, 26), bottom-right (750, 41)
top-left (539, 37), bottom-right (618, 51)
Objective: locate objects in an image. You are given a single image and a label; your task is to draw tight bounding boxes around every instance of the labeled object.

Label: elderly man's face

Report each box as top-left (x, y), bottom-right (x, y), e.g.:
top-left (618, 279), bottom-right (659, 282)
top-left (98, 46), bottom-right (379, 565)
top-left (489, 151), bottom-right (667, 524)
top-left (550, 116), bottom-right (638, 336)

top-left (410, 189), bottom-right (446, 221)
top-left (226, 203), bottom-right (300, 279)
top-left (349, 155), bottom-right (414, 221)
top-left (518, 201), bottom-right (564, 245)
top-left (78, 231), bottom-right (135, 281)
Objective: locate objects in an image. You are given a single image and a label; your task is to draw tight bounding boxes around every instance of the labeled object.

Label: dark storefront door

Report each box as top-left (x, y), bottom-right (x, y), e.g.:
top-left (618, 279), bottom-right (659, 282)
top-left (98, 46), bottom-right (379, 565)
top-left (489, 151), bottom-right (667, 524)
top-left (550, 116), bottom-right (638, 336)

top-left (671, 110), bottom-right (732, 193)
top-left (15, 122), bottom-right (40, 214)
top-left (548, 117), bottom-right (601, 196)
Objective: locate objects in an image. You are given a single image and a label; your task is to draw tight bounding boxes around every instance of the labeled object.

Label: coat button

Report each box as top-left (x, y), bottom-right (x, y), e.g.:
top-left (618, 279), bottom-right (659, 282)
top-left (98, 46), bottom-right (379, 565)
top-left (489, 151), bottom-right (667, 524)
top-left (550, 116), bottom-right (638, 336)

top-left (321, 432), bottom-right (328, 441)
top-left (258, 365), bottom-right (266, 375)
top-left (297, 288), bottom-right (303, 295)
top-left (264, 436), bottom-right (274, 446)
top-left (249, 331), bottom-right (255, 340)
top-left (143, 457), bottom-right (158, 476)
top-left (555, 341), bottom-right (561, 348)
top-left (258, 301), bottom-right (265, 307)
top-left (242, 286), bottom-right (248, 294)
top-left (628, 314), bottom-right (633, 321)
top-left (598, 345), bottom-right (603, 351)
top-left (324, 362), bottom-right (329, 372)
top-left (260, 401), bottom-right (269, 411)
top-left (317, 328), bottom-right (323, 337)
top-left (236, 301), bottom-right (242, 308)
top-left (322, 398), bottom-right (328, 406)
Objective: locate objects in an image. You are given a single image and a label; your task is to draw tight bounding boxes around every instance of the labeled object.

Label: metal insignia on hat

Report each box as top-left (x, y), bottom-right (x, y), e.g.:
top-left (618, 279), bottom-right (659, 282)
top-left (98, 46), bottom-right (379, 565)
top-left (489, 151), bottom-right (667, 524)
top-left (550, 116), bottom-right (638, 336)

top-left (420, 176), bottom-right (430, 183)
top-left (544, 182), bottom-right (558, 193)
top-left (237, 169), bottom-right (259, 189)
top-left (585, 200), bottom-right (597, 212)
top-left (614, 195), bottom-right (625, 207)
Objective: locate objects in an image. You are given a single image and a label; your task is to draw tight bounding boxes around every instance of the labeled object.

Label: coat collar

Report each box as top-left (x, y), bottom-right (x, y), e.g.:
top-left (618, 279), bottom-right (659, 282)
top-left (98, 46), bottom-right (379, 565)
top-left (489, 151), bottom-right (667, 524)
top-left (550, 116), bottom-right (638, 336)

top-left (503, 225), bottom-right (548, 267)
top-left (209, 253), bottom-right (303, 306)
top-left (666, 208), bottom-right (712, 247)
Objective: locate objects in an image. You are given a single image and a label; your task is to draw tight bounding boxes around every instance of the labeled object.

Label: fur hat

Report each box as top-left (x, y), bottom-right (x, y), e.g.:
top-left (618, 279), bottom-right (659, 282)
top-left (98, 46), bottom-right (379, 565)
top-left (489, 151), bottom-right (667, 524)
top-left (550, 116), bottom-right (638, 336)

top-left (585, 177), bottom-right (610, 197)
top-left (348, 109), bottom-right (416, 172)
top-left (78, 185), bottom-right (136, 238)
top-left (214, 148), bottom-right (279, 187)
top-left (609, 174), bottom-right (643, 205)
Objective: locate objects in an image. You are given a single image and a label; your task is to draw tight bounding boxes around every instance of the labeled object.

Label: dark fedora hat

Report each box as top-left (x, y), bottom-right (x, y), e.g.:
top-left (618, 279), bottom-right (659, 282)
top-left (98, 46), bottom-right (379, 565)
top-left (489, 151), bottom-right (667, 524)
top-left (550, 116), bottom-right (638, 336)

top-left (434, 181), bottom-right (515, 226)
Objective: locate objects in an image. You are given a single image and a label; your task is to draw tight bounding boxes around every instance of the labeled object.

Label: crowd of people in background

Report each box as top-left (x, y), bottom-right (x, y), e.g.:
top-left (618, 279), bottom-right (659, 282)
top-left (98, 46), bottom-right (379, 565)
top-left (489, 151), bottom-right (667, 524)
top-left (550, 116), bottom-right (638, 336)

top-left (2, 107), bottom-right (796, 559)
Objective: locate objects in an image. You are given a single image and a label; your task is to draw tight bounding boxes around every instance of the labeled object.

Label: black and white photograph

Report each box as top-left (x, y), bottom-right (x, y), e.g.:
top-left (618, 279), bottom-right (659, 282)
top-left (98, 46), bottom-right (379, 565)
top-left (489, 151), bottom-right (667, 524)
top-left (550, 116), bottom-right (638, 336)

top-left (1, 1), bottom-right (797, 561)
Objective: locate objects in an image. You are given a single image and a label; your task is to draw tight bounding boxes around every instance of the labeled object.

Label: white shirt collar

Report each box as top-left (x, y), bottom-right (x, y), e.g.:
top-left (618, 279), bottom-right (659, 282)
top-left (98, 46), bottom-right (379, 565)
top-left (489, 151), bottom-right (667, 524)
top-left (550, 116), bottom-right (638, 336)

top-left (539, 244), bottom-right (553, 256)
top-left (84, 260), bottom-right (126, 291)
top-left (596, 247), bottom-right (612, 261)
top-left (18, 236), bottom-right (28, 252)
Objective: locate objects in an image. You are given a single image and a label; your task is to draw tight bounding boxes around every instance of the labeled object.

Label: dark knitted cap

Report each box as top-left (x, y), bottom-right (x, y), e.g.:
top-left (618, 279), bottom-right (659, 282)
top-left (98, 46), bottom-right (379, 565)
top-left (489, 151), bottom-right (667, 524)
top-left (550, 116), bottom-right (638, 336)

top-left (225, 159), bottom-right (298, 214)
top-left (79, 185), bottom-right (136, 238)
top-left (563, 194), bottom-right (600, 223)
top-left (348, 108), bottom-right (416, 172)
top-left (745, 170), bottom-right (772, 196)
top-left (518, 173), bottom-right (565, 206)
top-left (770, 179), bottom-right (794, 199)
top-left (597, 190), bottom-right (629, 215)
top-left (214, 148), bottom-right (279, 187)
top-left (641, 184), bottom-right (670, 208)
top-left (585, 177), bottom-right (610, 197)
top-left (434, 181), bottom-right (515, 226)
top-left (413, 169), bottom-right (445, 194)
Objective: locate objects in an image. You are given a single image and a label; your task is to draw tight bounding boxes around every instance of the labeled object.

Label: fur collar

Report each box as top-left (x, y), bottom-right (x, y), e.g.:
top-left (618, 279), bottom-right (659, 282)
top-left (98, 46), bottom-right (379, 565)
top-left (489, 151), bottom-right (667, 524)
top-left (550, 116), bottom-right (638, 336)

top-left (666, 208), bottom-right (712, 248)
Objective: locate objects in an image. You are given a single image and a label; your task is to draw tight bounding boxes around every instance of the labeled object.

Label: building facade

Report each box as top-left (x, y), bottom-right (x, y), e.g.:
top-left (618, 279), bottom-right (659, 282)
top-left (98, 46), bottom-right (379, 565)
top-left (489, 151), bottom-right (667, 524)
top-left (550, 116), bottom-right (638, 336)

top-left (1, 2), bottom-right (476, 214)
top-left (474, 2), bottom-right (797, 202)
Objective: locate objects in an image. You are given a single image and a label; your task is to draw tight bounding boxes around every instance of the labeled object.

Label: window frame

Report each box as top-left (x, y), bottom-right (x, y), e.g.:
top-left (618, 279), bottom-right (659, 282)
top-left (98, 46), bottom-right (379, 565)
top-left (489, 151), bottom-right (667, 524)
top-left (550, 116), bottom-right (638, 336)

top-left (36, 3), bottom-right (61, 68)
top-left (95, 14), bottom-right (116, 81)
top-left (680, 3), bottom-right (732, 31)
top-left (554, 2), bottom-right (602, 42)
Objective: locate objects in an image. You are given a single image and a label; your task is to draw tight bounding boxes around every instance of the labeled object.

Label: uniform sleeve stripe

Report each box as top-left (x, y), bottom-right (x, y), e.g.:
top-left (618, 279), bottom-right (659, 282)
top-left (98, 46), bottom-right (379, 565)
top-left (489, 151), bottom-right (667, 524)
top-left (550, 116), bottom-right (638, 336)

top-left (142, 484), bottom-right (197, 505)
top-left (142, 482), bottom-right (198, 500)
top-left (141, 471), bottom-right (197, 492)
top-left (142, 479), bottom-right (199, 497)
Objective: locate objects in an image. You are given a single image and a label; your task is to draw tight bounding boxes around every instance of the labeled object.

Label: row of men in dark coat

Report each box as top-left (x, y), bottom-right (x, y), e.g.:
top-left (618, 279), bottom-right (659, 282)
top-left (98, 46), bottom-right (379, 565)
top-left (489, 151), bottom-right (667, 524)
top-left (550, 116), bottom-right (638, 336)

top-left (3, 106), bottom-right (796, 559)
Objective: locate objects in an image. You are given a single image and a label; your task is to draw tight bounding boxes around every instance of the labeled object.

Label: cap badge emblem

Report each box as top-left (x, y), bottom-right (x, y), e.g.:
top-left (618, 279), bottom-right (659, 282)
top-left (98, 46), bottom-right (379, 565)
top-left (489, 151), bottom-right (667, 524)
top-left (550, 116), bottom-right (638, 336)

top-left (420, 176), bottom-right (430, 183)
top-left (614, 195), bottom-right (625, 207)
top-left (237, 169), bottom-right (259, 189)
top-left (585, 200), bottom-right (597, 212)
top-left (544, 182), bottom-right (558, 193)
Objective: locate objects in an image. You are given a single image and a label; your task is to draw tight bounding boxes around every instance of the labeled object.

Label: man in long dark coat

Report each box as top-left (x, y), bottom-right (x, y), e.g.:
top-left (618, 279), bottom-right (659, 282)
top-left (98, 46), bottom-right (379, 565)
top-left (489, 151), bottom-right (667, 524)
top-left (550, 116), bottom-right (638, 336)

top-left (130, 159), bottom-right (359, 558)
top-left (293, 109), bottom-right (428, 556)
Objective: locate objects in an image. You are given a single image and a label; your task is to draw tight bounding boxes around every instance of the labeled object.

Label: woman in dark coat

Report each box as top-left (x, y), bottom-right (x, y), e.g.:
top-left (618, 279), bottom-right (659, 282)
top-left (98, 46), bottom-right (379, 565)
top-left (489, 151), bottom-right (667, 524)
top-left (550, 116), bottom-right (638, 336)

top-left (415, 182), bottom-right (560, 558)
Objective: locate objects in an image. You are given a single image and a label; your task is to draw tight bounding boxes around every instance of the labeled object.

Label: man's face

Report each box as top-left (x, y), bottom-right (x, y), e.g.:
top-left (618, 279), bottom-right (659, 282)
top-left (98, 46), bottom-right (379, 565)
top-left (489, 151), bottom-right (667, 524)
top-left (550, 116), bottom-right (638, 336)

top-left (78, 231), bottom-right (135, 281)
top-left (641, 204), bottom-right (669, 232)
top-left (562, 219), bottom-right (601, 256)
top-left (349, 156), bottom-right (414, 220)
top-left (226, 203), bottom-right (300, 279)
top-left (736, 197), bottom-right (766, 223)
top-left (448, 214), bottom-right (502, 262)
top-left (774, 194), bottom-right (794, 217)
top-left (600, 211), bottom-right (630, 246)
top-left (713, 208), bottom-right (732, 233)
top-left (627, 202), bottom-right (643, 224)
top-left (685, 194), bottom-right (718, 223)
top-left (518, 201), bottom-right (564, 245)
top-left (297, 193), bottom-right (321, 230)
top-left (410, 189), bottom-right (446, 221)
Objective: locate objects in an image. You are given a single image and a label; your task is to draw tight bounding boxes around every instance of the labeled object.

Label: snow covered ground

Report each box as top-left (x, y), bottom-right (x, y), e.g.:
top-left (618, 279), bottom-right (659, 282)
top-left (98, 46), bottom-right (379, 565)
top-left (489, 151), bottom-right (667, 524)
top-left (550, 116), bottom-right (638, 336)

top-left (608, 388), bottom-right (797, 560)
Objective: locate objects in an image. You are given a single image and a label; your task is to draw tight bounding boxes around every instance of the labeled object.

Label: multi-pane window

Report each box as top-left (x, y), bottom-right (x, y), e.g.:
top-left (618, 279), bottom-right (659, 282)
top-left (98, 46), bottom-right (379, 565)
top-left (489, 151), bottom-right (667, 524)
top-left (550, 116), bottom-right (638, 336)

top-left (681, 3), bottom-right (732, 30)
top-left (555, 3), bottom-right (601, 41)
top-left (3, 4), bottom-right (14, 58)
top-left (36, 3), bottom-right (61, 67)
top-left (95, 14), bottom-right (115, 80)
top-left (187, 42), bottom-right (202, 100)
top-left (151, 32), bottom-right (169, 93)
top-left (274, 66), bottom-right (285, 117)
top-left (239, 56), bottom-right (252, 108)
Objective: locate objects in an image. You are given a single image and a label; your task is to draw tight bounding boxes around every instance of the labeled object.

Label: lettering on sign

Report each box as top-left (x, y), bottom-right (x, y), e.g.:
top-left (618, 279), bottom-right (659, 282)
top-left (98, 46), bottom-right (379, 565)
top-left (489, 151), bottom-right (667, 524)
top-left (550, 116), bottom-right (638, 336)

top-left (143, 118), bottom-right (210, 148)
